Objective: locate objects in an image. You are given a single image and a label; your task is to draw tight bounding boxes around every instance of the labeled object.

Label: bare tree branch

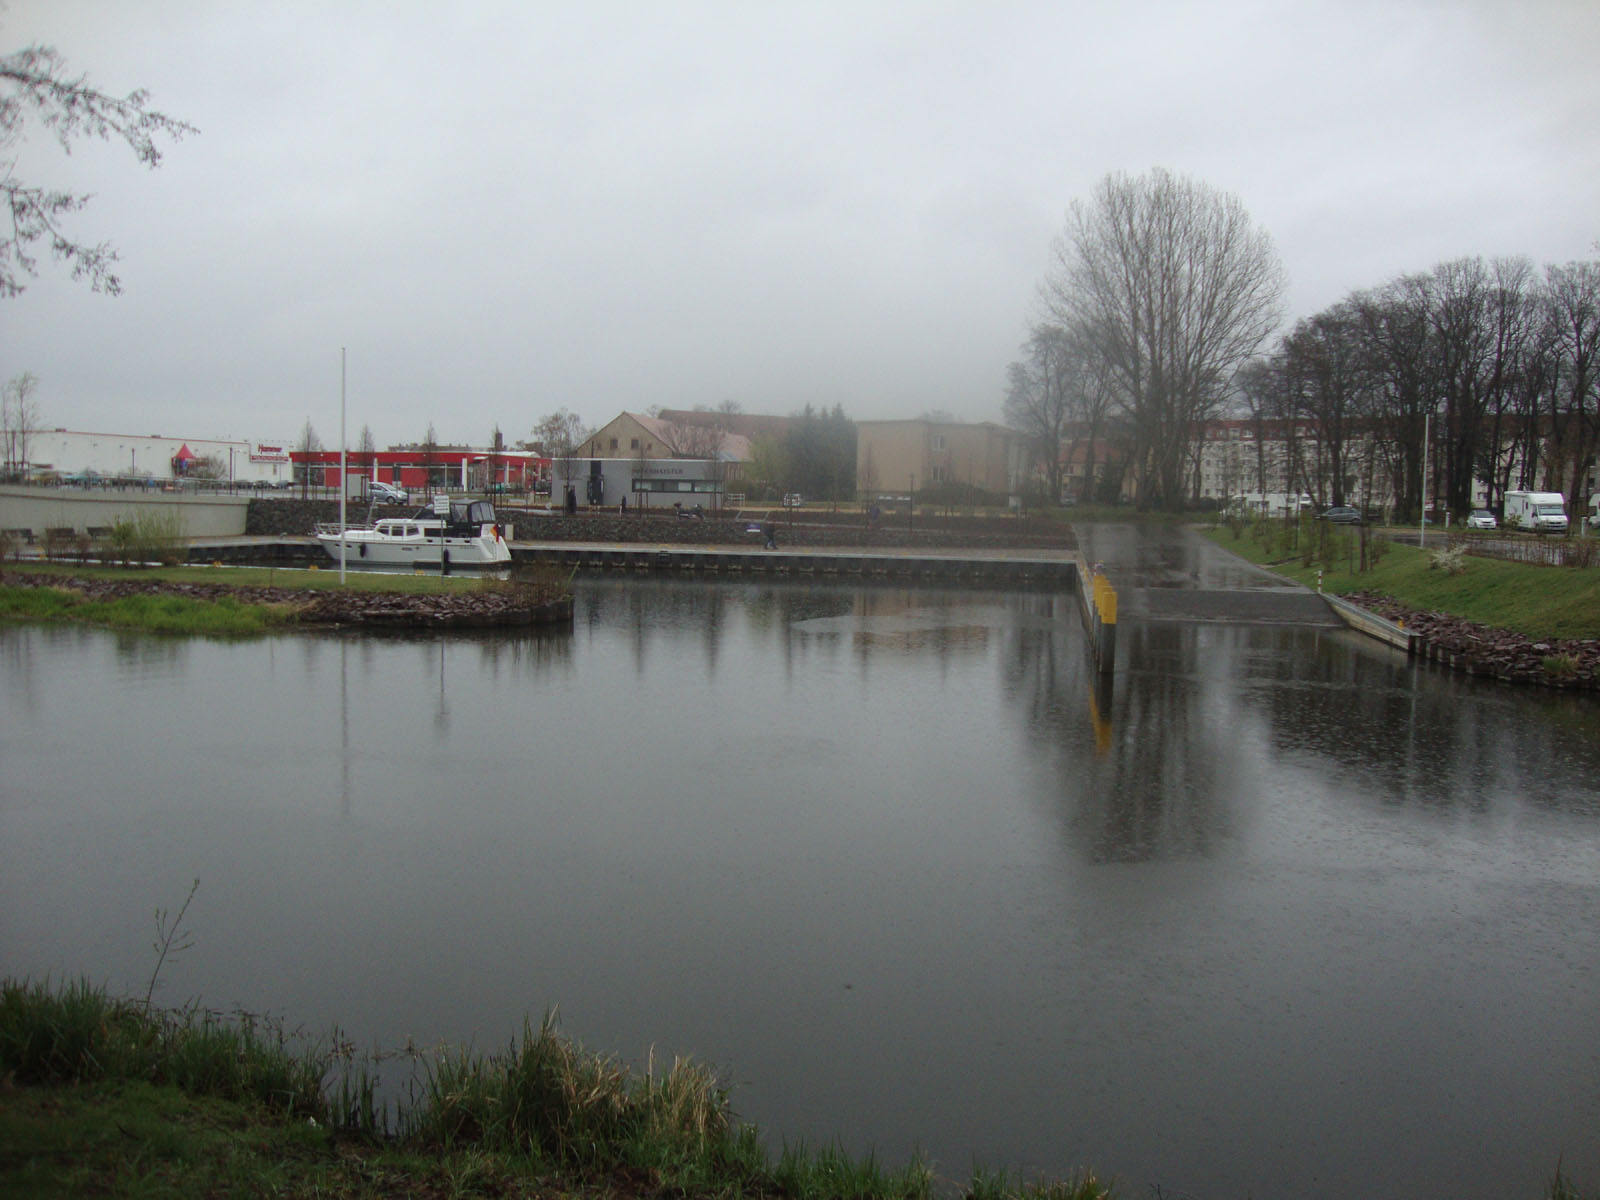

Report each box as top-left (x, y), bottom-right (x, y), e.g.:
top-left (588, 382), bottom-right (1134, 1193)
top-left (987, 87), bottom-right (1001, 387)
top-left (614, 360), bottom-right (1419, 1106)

top-left (2, 43), bottom-right (197, 297)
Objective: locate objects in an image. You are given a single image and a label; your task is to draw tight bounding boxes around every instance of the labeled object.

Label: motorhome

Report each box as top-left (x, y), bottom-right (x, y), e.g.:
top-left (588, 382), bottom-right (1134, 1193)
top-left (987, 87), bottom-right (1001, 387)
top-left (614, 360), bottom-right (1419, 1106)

top-left (1588, 493), bottom-right (1600, 530)
top-left (1503, 491), bottom-right (1568, 534)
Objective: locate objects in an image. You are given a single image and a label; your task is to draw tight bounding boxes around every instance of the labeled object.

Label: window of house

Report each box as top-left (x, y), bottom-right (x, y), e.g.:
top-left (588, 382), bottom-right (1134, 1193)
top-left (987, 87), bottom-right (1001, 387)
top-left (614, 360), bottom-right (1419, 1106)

top-left (610, 438), bottom-right (619, 450)
top-left (932, 434), bottom-right (946, 452)
top-left (629, 438), bottom-right (639, 450)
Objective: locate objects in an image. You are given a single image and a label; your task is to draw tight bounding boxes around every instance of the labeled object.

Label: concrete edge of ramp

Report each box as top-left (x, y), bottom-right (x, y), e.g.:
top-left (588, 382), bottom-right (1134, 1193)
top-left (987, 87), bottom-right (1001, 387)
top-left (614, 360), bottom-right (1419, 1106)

top-left (1321, 592), bottom-right (1418, 652)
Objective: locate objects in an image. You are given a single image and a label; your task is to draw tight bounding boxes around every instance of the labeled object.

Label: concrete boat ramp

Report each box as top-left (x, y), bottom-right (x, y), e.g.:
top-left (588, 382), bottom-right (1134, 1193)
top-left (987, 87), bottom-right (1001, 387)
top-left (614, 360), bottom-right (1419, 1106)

top-left (1120, 586), bottom-right (1342, 627)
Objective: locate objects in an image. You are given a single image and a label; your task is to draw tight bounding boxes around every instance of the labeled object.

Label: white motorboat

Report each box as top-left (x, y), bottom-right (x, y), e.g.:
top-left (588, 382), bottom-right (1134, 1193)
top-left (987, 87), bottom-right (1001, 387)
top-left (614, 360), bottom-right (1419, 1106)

top-left (316, 499), bottom-right (511, 567)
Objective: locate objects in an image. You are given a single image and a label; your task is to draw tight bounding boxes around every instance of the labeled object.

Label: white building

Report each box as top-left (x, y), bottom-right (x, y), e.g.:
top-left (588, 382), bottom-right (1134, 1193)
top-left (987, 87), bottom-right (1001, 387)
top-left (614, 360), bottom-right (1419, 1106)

top-left (24, 429), bottom-right (293, 485)
top-left (550, 456), bottom-right (729, 510)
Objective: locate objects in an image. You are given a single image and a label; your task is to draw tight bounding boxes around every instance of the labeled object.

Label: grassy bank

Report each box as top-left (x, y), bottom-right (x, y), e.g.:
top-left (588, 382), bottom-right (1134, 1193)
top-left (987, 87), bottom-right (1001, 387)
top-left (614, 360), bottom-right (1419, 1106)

top-left (0, 582), bottom-right (301, 635)
top-left (0, 979), bottom-right (1109, 1200)
top-left (1202, 521), bottom-right (1600, 640)
top-left (1, 560), bottom-right (526, 594)
top-left (3, 979), bottom-right (1590, 1199)
top-left (0, 563), bottom-right (572, 636)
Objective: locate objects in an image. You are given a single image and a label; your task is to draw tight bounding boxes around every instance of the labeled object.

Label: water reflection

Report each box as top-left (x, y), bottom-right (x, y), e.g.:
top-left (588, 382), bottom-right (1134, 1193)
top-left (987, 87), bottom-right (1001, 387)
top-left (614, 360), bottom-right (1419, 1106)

top-left (2, 572), bottom-right (1597, 1200)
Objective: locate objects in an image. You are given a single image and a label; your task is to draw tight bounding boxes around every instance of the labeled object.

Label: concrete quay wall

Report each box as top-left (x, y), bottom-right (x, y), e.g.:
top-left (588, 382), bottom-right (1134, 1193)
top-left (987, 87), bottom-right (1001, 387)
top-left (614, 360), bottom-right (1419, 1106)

top-left (241, 500), bottom-right (1077, 554)
top-left (0, 485), bottom-right (249, 539)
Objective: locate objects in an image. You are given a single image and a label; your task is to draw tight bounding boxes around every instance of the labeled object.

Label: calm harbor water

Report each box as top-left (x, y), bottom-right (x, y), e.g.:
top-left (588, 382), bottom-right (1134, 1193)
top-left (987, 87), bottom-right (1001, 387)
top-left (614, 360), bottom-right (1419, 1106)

top-left (3, 543), bottom-right (1598, 1198)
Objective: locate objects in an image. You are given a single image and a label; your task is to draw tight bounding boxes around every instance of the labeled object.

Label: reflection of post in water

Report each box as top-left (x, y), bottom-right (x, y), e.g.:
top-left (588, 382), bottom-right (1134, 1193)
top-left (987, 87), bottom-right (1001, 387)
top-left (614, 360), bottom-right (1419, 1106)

top-left (1088, 669), bottom-right (1113, 755)
top-left (340, 639), bottom-right (350, 818)
top-left (435, 639), bottom-right (449, 735)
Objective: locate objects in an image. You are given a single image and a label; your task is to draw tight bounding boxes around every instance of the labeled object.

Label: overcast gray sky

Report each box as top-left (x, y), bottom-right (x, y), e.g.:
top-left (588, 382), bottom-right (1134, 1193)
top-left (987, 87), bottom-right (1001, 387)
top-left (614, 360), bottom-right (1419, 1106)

top-left (3, 0), bottom-right (1596, 449)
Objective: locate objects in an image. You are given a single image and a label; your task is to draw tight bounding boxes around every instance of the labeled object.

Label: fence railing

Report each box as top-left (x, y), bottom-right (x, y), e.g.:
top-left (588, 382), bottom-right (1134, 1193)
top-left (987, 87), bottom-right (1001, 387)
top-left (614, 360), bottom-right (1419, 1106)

top-left (1456, 533), bottom-right (1597, 568)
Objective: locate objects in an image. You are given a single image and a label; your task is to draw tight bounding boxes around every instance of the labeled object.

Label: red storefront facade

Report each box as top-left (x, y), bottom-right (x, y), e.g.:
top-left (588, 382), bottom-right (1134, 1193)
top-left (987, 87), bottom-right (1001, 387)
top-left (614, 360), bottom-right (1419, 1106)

top-left (290, 448), bottom-right (549, 492)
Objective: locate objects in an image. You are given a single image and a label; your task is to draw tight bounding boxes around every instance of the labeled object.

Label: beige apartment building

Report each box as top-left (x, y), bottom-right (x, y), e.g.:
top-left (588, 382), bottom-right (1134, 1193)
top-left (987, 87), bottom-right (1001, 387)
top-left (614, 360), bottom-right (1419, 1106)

top-left (856, 419), bottom-right (1021, 499)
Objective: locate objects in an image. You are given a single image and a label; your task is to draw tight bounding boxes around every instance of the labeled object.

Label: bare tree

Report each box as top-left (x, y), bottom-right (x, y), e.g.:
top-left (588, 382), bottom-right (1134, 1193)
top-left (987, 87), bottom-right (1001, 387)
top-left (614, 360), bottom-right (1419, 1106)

top-left (532, 408), bottom-right (587, 501)
top-left (1281, 301), bottom-right (1377, 507)
top-left (189, 453), bottom-right (225, 481)
top-left (1540, 259), bottom-right (1600, 501)
top-left (1042, 168), bottom-right (1286, 510)
top-left (295, 418), bottom-right (323, 495)
top-left (1004, 324), bottom-right (1074, 502)
top-left (1, 44), bottom-right (196, 297)
top-left (2, 370), bottom-right (41, 479)
top-left (662, 407), bottom-right (728, 461)
top-left (420, 422), bottom-right (441, 491)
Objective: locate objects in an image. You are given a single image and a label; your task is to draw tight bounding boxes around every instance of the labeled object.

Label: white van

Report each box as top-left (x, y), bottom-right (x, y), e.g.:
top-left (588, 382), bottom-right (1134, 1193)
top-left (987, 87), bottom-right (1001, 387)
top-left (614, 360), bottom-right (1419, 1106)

top-left (1504, 490), bottom-right (1568, 534)
top-left (1588, 494), bottom-right (1600, 530)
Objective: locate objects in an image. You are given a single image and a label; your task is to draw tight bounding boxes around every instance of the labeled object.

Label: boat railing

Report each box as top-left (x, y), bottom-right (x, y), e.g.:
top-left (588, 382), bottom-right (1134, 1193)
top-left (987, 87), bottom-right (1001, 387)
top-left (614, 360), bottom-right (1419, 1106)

top-left (315, 521), bottom-right (377, 536)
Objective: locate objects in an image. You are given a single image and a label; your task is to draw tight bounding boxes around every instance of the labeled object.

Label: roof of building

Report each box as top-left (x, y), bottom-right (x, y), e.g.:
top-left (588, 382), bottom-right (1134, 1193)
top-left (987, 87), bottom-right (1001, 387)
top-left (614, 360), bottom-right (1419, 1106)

top-left (655, 408), bottom-right (791, 440)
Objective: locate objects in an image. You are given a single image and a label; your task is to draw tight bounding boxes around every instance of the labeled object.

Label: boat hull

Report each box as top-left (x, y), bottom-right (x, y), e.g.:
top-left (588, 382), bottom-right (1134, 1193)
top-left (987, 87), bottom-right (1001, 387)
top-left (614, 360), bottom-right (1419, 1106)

top-left (316, 530), bottom-right (510, 567)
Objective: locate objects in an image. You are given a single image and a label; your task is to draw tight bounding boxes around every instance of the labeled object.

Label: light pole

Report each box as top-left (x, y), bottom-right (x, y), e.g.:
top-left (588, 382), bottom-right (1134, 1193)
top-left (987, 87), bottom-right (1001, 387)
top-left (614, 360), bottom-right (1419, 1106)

top-left (338, 347), bottom-right (348, 584)
top-left (1420, 409), bottom-right (1431, 548)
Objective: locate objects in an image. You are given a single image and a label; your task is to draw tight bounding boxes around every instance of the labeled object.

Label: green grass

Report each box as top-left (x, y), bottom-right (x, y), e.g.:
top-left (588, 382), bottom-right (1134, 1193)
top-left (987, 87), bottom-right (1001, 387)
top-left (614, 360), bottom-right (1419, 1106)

top-left (0, 585), bottom-right (296, 634)
top-left (1202, 522), bottom-right (1600, 639)
top-left (4, 559), bottom-right (522, 595)
top-left (0, 978), bottom-right (1110, 1200)
top-left (0, 562), bottom-right (575, 636)
top-left (3, 978), bottom-right (1590, 1200)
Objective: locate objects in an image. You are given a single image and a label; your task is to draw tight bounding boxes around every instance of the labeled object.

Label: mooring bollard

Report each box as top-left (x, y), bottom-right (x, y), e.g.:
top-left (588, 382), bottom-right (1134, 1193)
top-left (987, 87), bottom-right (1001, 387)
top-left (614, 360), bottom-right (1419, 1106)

top-left (1094, 571), bottom-right (1117, 677)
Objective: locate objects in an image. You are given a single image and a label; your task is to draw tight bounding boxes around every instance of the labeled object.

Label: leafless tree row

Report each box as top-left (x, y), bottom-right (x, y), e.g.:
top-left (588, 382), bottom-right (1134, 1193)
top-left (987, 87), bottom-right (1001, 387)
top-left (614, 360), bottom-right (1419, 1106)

top-left (1246, 257), bottom-right (1600, 521)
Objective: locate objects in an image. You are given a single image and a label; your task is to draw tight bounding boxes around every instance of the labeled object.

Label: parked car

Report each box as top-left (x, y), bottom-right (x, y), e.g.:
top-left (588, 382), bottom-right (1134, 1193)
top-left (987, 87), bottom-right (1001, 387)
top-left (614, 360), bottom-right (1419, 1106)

top-left (1466, 509), bottom-right (1497, 530)
top-left (1318, 506), bottom-right (1362, 524)
top-left (368, 481), bottom-right (407, 504)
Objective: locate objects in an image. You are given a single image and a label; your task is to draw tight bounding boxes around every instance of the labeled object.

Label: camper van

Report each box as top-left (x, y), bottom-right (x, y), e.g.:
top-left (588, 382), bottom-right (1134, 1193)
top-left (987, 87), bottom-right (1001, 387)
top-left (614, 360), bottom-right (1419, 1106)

top-left (1503, 490), bottom-right (1569, 534)
top-left (1588, 493), bottom-right (1600, 530)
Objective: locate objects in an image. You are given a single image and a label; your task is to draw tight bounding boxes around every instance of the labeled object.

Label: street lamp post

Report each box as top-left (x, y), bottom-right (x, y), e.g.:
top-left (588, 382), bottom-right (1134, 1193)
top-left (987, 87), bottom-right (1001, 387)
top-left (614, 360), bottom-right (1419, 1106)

top-left (1420, 410), bottom-right (1430, 548)
top-left (338, 348), bottom-right (347, 584)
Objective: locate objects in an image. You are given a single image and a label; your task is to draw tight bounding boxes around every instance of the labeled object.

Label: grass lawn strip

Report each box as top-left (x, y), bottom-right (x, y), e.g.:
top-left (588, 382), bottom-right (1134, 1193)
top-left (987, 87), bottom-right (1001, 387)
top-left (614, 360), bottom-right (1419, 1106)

top-left (0, 563), bottom-right (574, 634)
top-left (1201, 523), bottom-right (1600, 641)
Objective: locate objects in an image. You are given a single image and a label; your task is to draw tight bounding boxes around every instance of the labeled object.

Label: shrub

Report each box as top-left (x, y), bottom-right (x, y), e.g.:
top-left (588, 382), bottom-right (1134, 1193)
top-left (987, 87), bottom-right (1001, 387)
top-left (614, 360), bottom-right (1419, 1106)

top-left (1429, 544), bottom-right (1468, 575)
top-left (1565, 539), bottom-right (1597, 569)
top-left (38, 527), bottom-right (72, 560)
top-left (1542, 654), bottom-right (1577, 680)
top-left (106, 511), bottom-right (185, 567)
